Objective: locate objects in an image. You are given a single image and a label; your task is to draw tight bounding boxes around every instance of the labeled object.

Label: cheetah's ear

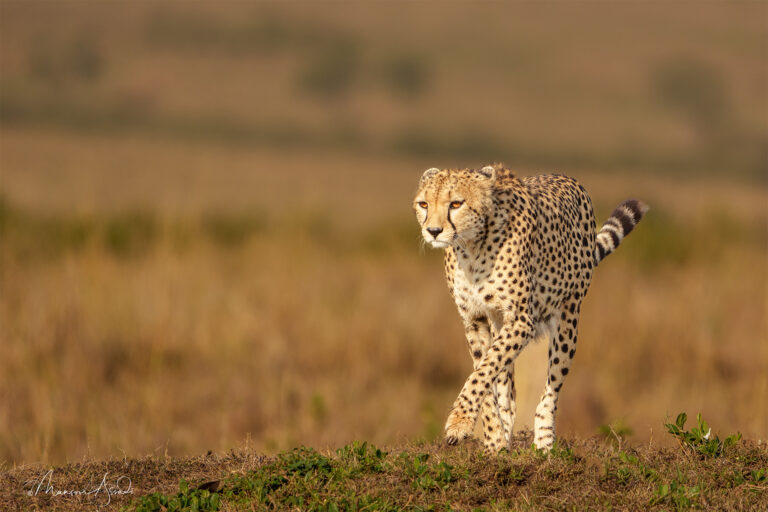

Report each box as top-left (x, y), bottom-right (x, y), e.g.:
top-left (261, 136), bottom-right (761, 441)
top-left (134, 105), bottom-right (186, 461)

top-left (477, 165), bottom-right (496, 180)
top-left (420, 167), bottom-right (441, 182)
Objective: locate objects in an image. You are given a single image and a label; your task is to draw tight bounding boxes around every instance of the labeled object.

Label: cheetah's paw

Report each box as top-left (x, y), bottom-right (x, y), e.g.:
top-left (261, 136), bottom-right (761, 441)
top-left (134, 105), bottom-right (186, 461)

top-left (533, 435), bottom-right (555, 451)
top-left (444, 409), bottom-right (475, 446)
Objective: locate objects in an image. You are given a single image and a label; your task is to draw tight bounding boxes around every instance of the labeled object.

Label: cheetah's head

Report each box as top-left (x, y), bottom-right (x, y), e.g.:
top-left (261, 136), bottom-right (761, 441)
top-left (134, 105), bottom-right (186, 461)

top-left (413, 165), bottom-right (498, 249)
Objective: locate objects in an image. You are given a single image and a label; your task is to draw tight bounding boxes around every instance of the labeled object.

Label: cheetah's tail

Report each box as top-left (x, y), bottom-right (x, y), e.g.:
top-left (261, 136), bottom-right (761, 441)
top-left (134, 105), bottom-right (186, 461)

top-left (594, 199), bottom-right (649, 265)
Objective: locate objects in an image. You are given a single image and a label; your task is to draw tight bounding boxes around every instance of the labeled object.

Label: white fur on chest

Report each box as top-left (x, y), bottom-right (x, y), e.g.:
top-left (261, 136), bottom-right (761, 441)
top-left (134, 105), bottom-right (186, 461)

top-left (454, 270), bottom-right (493, 316)
top-left (453, 266), bottom-right (493, 318)
top-left (452, 264), bottom-right (558, 344)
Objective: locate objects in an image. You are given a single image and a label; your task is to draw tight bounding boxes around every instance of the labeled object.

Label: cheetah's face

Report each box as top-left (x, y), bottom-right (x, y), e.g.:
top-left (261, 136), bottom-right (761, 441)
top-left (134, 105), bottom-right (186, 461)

top-left (413, 166), bottom-right (496, 249)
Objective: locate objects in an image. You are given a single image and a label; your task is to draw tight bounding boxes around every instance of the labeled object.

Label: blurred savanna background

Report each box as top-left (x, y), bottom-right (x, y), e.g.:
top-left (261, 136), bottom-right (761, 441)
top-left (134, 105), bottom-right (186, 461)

top-left (1, 2), bottom-right (766, 466)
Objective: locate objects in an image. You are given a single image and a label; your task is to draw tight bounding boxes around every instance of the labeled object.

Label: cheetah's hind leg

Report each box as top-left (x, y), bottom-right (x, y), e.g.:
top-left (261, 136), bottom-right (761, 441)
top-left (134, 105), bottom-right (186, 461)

top-left (534, 301), bottom-right (579, 450)
top-left (495, 363), bottom-right (516, 450)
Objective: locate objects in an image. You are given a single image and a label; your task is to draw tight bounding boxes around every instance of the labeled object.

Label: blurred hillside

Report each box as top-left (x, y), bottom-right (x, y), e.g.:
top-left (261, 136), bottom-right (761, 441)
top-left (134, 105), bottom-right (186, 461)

top-left (2, 2), bottom-right (766, 197)
top-left (0, 2), bottom-right (766, 465)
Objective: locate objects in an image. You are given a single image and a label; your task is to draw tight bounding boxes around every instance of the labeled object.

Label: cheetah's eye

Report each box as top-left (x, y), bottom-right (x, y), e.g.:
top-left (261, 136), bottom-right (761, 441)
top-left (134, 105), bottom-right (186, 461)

top-left (417, 201), bottom-right (428, 209)
top-left (449, 201), bottom-right (464, 209)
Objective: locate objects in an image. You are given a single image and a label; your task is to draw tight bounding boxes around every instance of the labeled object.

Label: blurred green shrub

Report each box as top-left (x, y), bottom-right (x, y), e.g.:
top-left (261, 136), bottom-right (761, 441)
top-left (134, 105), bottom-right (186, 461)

top-left (392, 127), bottom-right (509, 161)
top-left (309, 393), bottom-right (327, 425)
top-left (615, 205), bottom-right (763, 269)
top-left (69, 35), bottom-right (104, 81)
top-left (649, 57), bottom-right (768, 180)
top-left (104, 212), bottom-right (158, 258)
top-left (653, 57), bottom-right (729, 139)
top-left (358, 218), bottom-right (420, 256)
top-left (145, 10), bottom-right (349, 55)
top-left (299, 39), bottom-right (360, 100)
top-left (27, 33), bottom-right (105, 85)
top-left (0, 195), bottom-right (94, 260)
top-left (381, 52), bottom-right (431, 100)
top-left (623, 210), bottom-right (693, 269)
top-left (0, 195), bottom-right (11, 239)
top-left (202, 211), bottom-right (266, 248)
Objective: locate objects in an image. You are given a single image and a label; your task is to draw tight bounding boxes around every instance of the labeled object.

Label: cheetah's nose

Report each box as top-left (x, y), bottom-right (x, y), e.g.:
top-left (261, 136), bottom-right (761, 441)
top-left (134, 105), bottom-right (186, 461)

top-left (426, 227), bottom-right (443, 238)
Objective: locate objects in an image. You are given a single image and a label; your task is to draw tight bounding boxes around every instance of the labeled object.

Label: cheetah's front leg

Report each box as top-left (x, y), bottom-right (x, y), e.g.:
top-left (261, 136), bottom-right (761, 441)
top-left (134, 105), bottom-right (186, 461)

top-left (462, 317), bottom-right (514, 452)
top-left (446, 311), bottom-right (533, 446)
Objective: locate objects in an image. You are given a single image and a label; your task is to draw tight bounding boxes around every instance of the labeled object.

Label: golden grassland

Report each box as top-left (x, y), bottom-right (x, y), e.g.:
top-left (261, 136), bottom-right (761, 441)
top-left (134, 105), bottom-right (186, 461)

top-left (1, 128), bottom-right (767, 466)
top-left (0, 2), bottom-right (767, 468)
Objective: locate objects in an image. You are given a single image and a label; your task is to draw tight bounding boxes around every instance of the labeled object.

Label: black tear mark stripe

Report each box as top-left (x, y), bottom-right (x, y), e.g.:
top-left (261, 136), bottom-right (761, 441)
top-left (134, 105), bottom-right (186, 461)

top-left (447, 208), bottom-right (457, 233)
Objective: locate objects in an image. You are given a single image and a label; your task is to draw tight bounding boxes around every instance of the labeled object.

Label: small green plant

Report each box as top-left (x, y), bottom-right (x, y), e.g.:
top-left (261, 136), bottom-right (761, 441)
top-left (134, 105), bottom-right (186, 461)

top-left (403, 452), bottom-right (431, 490)
top-left (618, 452), bottom-right (639, 465)
top-left (399, 452), bottom-right (459, 491)
top-left (615, 465), bottom-right (634, 485)
top-left (720, 467), bottom-right (766, 489)
top-left (615, 451), bottom-right (660, 484)
top-left (665, 412), bottom-right (741, 458)
top-left (336, 440), bottom-right (388, 474)
top-left (494, 458), bottom-right (525, 486)
top-left (280, 446), bottom-right (333, 477)
top-left (225, 468), bottom-right (286, 504)
top-left (433, 461), bottom-right (458, 487)
top-left (650, 479), bottom-right (703, 510)
top-left (751, 468), bottom-right (767, 483)
top-left (131, 479), bottom-right (221, 512)
top-left (549, 442), bottom-right (575, 462)
top-left (529, 440), bottom-right (574, 462)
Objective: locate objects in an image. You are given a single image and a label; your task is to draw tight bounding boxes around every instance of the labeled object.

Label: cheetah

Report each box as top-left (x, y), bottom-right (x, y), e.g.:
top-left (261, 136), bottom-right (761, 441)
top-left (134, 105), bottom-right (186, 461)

top-left (413, 164), bottom-right (648, 452)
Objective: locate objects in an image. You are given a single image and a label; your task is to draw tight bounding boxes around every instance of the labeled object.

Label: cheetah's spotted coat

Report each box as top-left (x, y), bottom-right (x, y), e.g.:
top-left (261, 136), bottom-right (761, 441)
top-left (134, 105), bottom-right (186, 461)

top-left (413, 164), bottom-right (648, 452)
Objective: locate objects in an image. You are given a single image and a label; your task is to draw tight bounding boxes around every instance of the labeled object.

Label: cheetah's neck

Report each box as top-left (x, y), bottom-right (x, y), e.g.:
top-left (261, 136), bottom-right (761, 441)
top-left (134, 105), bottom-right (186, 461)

top-left (452, 192), bottom-right (515, 279)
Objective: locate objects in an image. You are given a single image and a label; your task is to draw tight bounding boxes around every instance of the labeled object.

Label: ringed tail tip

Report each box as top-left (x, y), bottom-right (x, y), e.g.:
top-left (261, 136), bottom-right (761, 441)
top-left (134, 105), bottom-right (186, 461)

top-left (594, 198), bottom-right (649, 264)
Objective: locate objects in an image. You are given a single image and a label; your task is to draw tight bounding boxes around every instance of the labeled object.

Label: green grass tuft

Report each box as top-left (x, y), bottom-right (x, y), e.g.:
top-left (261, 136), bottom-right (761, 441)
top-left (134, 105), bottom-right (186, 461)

top-left (665, 412), bottom-right (742, 458)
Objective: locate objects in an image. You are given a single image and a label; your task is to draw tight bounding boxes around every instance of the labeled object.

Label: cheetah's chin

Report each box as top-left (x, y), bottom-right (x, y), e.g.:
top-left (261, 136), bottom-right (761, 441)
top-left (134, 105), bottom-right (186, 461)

top-left (428, 240), bottom-right (451, 249)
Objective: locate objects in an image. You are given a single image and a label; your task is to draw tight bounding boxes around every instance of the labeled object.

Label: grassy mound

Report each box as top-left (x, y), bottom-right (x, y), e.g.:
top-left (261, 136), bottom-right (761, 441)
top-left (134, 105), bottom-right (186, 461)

top-left (4, 416), bottom-right (766, 511)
